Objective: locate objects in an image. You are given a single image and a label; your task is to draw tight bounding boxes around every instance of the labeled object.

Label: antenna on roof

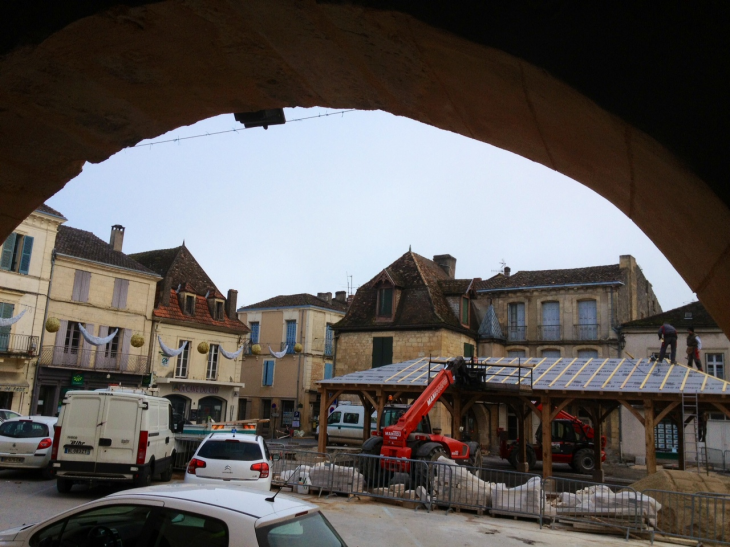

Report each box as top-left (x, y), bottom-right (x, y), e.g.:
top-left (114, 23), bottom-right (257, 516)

top-left (265, 487), bottom-right (282, 502)
top-left (492, 259), bottom-right (507, 275)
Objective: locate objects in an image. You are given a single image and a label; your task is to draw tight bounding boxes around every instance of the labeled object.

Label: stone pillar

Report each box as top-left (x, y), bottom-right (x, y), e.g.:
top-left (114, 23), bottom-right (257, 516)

top-left (318, 388), bottom-right (328, 453)
top-left (541, 396), bottom-right (552, 479)
top-left (644, 399), bottom-right (657, 474)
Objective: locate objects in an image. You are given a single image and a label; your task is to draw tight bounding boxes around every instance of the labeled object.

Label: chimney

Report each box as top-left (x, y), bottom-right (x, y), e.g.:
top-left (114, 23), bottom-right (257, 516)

top-left (347, 294), bottom-right (355, 306)
top-left (110, 225), bottom-right (125, 252)
top-left (504, 266), bottom-right (511, 277)
top-left (433, 254), bottom-right (457, 279)
top-left (226, 289), bottom-right (238, 320)
top-left (335, 291), bottom-right (347, 303)
top-left (161, 276), bottom-right (172, 307)
top-left (317, 292), bottom-right (332, 304)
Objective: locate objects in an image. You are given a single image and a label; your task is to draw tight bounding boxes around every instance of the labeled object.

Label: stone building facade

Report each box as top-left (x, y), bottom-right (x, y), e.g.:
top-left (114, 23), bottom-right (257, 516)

top-left (237, 292), bottom-right (347, 435)
top-left (0, 205), bottom-right (66, 414)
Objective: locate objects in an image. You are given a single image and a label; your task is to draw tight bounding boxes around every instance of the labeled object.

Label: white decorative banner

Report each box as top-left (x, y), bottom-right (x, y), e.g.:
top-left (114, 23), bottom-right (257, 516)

top-left (268, 344), bottom-right (288, 359)
top-left (220, 345), bottom-right (244, 360)
top-left (79, 323), bottom-right (118, 346)
top-left (0, 308), bottom-right (26, 328)
top-left (158, 336), bottom-right (188, 358)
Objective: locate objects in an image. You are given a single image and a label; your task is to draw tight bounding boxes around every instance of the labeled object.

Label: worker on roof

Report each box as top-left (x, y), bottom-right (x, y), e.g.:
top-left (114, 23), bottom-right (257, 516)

top-left (656, 322), bottom-right (678, 365)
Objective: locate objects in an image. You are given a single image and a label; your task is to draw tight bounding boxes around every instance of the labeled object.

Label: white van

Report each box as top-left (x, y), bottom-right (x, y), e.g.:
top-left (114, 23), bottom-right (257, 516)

top-left (316, 404), bottom-right (432, 445)
top-left (52, 388), bottom-right (181, 493)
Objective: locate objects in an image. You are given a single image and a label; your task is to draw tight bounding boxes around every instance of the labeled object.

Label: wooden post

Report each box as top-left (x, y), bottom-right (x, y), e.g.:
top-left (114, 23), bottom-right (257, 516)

top-left (644, 399), bottom-right (657, 474)
top-left (317, 387), bottom-right (329, 453)
top-left (376, 392), bottom-right (386, 433)
top-left (363, 401), bottom-right (372, 443)
top-left (517, 404), bottom-right (529, 473)
top-left (592, 404), bottom-right (604, 483)
top-left (541, 396), bottom-right (552, 479)
top-left (452, 395), bottom-right (462, 441)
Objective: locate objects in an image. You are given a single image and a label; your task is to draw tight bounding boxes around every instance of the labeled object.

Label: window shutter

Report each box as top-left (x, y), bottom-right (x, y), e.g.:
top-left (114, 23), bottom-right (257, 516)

top-left (18, 236), bottom-right (33, 274)
top-left (80, 324), bottom-right (94, 368)
top-left (1, 233), bottom-right (17, 271)
top-left (119, 280), bottom-right (128, 309)
top-left (0, 304), bottom-right (14, 344)
top-left (372, 337), bottom-right (382, 368)
top-left (72, 270), bottom-right (83, 301)
top-left (80, 271), bottom-right (91, 303)
top-left (324, 363), bottom-right (333, 379)
top-left (53, 320), bottom-right (68, 364)
top-left (382, 337), bottom-right (393, 366)
top-left (111, 279), bottom-right (121, 308)
top-left (119, 329), bottom-right (132, 372)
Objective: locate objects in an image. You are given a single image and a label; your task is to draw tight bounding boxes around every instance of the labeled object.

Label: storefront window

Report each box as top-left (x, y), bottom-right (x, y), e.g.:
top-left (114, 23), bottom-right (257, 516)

top-left (198, 396), bottom-right (224, 423)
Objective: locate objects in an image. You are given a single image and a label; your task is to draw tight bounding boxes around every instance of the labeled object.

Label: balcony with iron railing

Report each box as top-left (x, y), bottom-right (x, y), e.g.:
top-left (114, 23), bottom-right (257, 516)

top-left (38, 345), bottom-right (150, 375)
top-left (537, 324), bottom-right (562, 341)
top-left (574, 323), bottom-right (600, 340)
top-left (0, 333), bottom-right (39, 357)
top-left (506, 325), bottom-right (527, 342)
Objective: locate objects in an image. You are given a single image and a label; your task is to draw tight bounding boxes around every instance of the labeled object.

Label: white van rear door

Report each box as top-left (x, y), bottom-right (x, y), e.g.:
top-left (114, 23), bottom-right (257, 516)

top-left (59, 395), bottom-right (104, 463)
top-left (97, 396), bottom-right (142, 464)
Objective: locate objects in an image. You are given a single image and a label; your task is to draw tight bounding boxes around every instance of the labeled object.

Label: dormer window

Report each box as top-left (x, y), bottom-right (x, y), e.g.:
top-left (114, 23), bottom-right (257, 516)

top-left (378, 287), bottom-right (393, 317)
top-left (215, 301), bottom-right (224, 320)
top-left (184, 294), bottom-right (195, 315)
top-left (461, 296), bottom-right (470, 325)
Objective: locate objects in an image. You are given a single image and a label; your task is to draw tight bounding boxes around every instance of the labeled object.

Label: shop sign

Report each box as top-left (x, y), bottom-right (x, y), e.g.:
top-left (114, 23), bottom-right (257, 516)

top-left (0, 385), bottom-right (27, 393)
top-left (172, 384), bottom-right (220, 394)
top-left (71, 374), bottom-right (84, 387)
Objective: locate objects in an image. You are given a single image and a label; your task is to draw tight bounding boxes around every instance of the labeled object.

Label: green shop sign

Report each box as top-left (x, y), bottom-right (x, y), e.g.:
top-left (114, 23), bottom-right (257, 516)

top-left (70, 373), bottom-right (84, 387)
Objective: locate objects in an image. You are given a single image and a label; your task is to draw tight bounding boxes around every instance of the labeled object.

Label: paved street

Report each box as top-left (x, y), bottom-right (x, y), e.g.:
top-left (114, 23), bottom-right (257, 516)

top-left (0, 468), bottom-right (667, 547)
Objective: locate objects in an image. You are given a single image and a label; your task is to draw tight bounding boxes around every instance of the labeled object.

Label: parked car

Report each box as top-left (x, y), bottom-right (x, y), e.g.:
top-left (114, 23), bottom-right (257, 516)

top-left (0, 416), bottom-right (57, 479)
top-left (0, 484), bottom-right (348, 547)
top-left (53, 388), bottom-right (182, 493)
top-left (0, 409), bottom-right (21, 423)
top-left (184, 431), bottom-right (273, 491)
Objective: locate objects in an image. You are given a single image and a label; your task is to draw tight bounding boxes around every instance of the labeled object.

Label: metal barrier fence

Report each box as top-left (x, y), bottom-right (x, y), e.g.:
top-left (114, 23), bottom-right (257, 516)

top-left (543, 477), bottom-right (652, 540)
top-left (703, 447), bottom-right (727, 471)
top-left (172, 436), bottom-right (204, 470)
top-left (270, 447), bottom-right (332, 489)
top-left (643, 489), bottom-right (730, 545)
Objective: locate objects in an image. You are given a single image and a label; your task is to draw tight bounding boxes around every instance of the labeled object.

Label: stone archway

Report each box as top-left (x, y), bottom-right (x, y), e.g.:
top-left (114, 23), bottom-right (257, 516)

top-left (2, 2), bottom-right (729, 333)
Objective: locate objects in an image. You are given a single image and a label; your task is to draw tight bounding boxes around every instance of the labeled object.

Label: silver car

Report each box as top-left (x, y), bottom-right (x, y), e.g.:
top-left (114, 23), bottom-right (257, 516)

top-left (0, 416), bottom-right (57, 479)
top-left (0, 409), bottom-right (21, 423)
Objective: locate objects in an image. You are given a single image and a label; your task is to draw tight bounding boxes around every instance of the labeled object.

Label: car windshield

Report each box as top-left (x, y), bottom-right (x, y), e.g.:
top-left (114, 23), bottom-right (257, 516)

top-left (197, 440), bottom-right (263, 461)
top-left (0, 420), bottom-right (49, 438)
top-left (256, 512), bottom-right (346, 547)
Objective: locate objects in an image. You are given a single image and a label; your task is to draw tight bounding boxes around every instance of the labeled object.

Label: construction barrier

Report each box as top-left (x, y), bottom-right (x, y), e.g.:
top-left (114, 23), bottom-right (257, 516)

top-left (271, 447), bottom-right (332, 490)
top-left (643, 489), bottom-right (730, 545)
top-left (172, 436), bottom-right (204, 470)
top-left (703, 447), bottom-right (726, 470)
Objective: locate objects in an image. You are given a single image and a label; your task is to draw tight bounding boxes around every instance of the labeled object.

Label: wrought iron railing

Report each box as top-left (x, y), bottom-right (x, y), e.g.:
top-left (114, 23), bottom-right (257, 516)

top-left (507, 325), bottom-right (527, 342)
top-left (38, 345), bottom-right (150, 374)
top-left (574, 323), bottom-right (600, 340)
top-left (537, 324), bottom-right (562, 341)
top-left (0, 333), bottom-right (39, 356)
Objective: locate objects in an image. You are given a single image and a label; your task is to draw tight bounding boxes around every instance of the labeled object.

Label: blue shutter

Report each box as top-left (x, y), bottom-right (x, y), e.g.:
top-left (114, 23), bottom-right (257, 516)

top-left (18, 236), bottom-right (33, 275)
top-left (0, 303), bottom-right (12, 351)
top-left (263, 360), bottom-right (275, 386)
top-left (324, 363), bottom-right (333, 379)
top-left (251, 322), bottom-right (259, 344)
top-left (0, 233), bottom-right (17, 271)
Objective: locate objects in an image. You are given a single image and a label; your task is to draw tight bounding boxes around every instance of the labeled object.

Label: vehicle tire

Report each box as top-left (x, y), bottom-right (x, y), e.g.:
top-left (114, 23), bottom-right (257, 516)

top-left (573, 448), bottom-right (596, 474)
top-left (466, 442), bottom-right (483, 473)
top-left (159, 462), bottom-right (173, 482)
top-left (41, 463), bottom-right (56, 480)
top-left (414, 445), bottom-right (447, 492)
top-left (509, 445), bottom-right (536, 471)
top-left (56, 477), bottom-right (73, 493)
top-left (134, 468), bottom-right (152, 488)
top-left (359, 437), bottom-right (391, 488)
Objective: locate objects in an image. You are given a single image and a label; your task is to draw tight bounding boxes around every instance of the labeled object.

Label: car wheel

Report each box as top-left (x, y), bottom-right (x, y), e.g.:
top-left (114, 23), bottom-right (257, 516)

top-left (41, 463), bottom-right (56, 480)
top-left (509, 445), bottom-right (536, 471)
top-left (56, 477), bottom-right (73, 493)
top-left (573, 448), bottom-right (596, 474)
top-left (160, 462), bottom-right (173, 482)
top-left (134, 469), bottom-right (152, 488)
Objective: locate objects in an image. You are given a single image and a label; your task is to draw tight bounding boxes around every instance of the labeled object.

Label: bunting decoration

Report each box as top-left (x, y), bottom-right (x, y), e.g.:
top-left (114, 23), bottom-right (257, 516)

top-left (0, 308), bottom-right (26, 328)
top-left (158, 336), bottom-right (188, 358)
top-left (79, 323), bottom-right (118, 346)
top-left (220, 345), bottom-right (244, 360)
top-left (268, 344), bottom-right (288, 359)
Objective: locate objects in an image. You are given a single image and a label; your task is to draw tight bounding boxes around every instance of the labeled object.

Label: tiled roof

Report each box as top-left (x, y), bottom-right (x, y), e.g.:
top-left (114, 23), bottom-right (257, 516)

top-left (154, 290), bottom-right (249, 333)
top-left (438, 279), bottom-right (472, 295)
top-left (239, 293), bottom-right (348, 313)
top-left (333, 251), bottom-right (476, 334)
top-left (129, 245), bottom-right (217, 296)
top-left (477, 264), bottom-right (623, 291)
top-left (55, 226), bottom-right (157, 275)
top-left (35, 203), bottom-right (66, 219)
top-left (622, 301), bottom-right (718, 329)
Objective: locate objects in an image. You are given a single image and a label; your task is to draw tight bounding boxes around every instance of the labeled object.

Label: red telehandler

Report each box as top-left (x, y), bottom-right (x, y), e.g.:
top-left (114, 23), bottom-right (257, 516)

top-left (360, 357), bottom-right (483, 485)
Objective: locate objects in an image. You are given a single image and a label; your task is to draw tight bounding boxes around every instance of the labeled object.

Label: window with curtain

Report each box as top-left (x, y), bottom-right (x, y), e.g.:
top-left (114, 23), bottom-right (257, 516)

top-left (207, 344), bottom-right (219, 380)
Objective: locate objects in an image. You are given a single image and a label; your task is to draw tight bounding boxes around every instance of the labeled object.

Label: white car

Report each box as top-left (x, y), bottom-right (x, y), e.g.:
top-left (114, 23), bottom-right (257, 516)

top-left (0, 484), bottom-right (348, 547)
top-left (185, 432), bottom-right (272, 491)
top-left (0, 410), bottom-right (21, 423)
top-left (0, 416), bottom-right (57, 479)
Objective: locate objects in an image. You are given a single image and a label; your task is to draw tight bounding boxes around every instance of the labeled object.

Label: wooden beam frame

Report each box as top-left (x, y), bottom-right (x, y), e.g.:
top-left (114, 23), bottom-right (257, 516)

top-left (655, 401), bottom-right (680, 425)
top-left (550, 398), bottom-right (575, 421)
top-left (619, 399), bottom-right (645, 426)
top-left (712, 403), bottom-right (730, 420)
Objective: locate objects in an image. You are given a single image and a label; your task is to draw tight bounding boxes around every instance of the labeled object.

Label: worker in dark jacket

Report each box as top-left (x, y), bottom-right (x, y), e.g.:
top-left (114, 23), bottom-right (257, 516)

top-left (686, 326), bottom-right (703, 371)
top-left (657, 322), bottom-right (678, 364)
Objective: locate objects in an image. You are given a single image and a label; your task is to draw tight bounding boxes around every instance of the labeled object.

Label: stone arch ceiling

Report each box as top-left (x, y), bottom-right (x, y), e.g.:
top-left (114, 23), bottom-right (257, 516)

top-left (1, 1), bottom-right (729, 333)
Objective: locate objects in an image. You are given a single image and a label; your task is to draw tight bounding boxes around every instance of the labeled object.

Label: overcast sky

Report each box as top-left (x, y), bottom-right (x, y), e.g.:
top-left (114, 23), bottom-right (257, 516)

top-left (46, 108), bottom-right (695, 312)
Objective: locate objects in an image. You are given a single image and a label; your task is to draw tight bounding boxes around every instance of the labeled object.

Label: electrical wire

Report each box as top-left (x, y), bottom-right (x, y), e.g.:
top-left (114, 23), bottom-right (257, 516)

top-left (132, 109), bottom-right (357, 149)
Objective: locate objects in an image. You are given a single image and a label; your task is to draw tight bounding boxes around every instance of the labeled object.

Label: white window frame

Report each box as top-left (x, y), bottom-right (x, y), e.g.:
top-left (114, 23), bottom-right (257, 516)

top-left (175, 340), bottom-right (191, 378)
top-left (206, 344), bottom-right (219, 380)
top-left (707, 353), bottom-right (725, 380)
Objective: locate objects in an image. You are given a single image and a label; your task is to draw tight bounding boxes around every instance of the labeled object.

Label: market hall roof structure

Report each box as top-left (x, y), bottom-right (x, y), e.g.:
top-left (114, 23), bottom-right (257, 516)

top-left (320, 356), bottom-right (730, 397)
